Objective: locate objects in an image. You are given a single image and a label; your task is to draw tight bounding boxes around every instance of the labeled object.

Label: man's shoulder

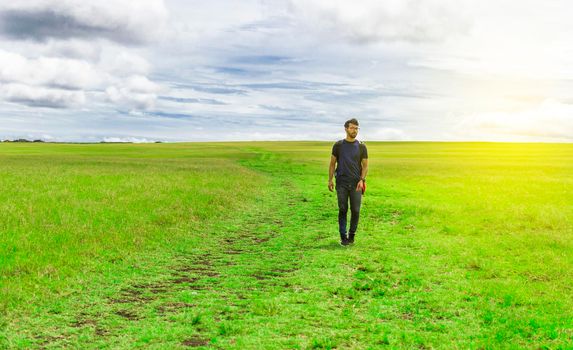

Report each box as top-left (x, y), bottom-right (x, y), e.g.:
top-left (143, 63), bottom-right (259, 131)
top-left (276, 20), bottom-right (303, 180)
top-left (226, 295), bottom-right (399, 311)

top-left (332, 140), bottom-right (342, 156)
top-left (332, 139), bottom-right (344, 150)
top-left (335, 139), bottom-right (363, 144)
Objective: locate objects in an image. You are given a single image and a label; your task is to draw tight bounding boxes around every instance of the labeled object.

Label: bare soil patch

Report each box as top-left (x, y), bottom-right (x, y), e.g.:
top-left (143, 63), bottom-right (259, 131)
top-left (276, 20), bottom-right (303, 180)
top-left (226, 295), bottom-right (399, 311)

top-left (182, 336), bottom-right (210, 347)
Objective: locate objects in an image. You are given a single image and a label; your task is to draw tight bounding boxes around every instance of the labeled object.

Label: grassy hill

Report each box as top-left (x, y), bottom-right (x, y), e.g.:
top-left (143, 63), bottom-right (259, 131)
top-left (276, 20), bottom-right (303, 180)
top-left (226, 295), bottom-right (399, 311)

top-left (1, 141), bottom-right (572, 348)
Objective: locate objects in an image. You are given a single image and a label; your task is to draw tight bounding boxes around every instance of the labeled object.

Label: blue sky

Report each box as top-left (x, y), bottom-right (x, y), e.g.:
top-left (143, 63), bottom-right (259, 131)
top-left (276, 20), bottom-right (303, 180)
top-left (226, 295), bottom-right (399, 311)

top-left (1, 0), bottom-right (573, 142)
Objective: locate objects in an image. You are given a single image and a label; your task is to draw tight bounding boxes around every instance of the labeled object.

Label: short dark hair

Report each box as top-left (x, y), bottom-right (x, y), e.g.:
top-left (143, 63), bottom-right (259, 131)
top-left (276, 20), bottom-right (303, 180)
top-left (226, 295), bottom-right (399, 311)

top-left (344, 118), bottom-right (359, 128)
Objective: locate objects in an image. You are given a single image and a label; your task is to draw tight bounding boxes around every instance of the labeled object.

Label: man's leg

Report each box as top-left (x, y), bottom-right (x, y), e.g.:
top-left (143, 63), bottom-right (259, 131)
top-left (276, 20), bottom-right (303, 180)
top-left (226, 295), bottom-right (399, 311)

top-left (348, 188), bottom-right (363, 243)
top-left (336, 186), bottom-right (350, 243)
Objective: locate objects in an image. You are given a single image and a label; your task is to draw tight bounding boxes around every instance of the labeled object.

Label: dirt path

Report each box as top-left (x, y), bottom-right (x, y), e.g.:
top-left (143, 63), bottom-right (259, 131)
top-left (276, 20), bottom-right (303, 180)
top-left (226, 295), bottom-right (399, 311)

top-left (21, 153), bottom-right (318, 349)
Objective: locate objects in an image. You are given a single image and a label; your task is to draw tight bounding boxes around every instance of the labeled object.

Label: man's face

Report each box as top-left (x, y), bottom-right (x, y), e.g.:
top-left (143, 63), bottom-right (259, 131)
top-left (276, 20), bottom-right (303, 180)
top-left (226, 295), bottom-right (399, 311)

top-left (345, 123), bottom-right (359, 138)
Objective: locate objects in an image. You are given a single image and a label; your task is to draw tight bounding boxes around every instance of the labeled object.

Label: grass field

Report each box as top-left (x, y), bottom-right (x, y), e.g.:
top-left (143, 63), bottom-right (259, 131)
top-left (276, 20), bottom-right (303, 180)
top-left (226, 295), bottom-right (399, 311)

top-left (1, 141), bottom-right (572, 349)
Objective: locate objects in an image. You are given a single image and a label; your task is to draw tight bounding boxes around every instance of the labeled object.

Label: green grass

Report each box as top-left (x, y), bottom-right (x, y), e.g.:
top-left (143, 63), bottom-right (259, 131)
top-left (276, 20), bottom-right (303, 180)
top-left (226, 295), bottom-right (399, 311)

top-left (1, 141), bottom-right (572, 349)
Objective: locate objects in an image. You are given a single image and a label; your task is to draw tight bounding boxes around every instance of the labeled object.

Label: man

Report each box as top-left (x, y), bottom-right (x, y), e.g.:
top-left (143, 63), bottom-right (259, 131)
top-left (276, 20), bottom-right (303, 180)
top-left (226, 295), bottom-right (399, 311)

top-left (328, 118), bottom-right (368, 246)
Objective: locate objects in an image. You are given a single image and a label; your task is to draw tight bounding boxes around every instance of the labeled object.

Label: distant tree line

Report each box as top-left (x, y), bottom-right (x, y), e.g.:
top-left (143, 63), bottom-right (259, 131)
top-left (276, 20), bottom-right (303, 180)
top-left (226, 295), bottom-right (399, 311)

top-left (1, 139), bottom-right (44, 142)
top-left (1, 139), bottom-right (164, 143)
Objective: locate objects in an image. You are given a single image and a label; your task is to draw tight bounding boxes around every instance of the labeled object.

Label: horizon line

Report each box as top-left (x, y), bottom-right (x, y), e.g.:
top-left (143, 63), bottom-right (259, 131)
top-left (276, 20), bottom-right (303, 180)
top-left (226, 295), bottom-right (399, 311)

top-left (1, 139), bottom-right (572, 145)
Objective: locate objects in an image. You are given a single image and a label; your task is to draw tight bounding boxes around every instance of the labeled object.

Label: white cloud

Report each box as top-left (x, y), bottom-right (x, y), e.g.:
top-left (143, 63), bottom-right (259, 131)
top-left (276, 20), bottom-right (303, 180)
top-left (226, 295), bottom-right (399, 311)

top-left (0, 83), bottom-right (86, 108)
top-left (102, 136), bottom-right (157, 143)
top-left (0, 0), bottom-right (168, 44)
top-left (0, 1), bottom-right (164, 110)
top-left (288, 0), bottom-right (471, 44)
top-left (0, 48), bottom-right (161, 109)
top-left (45, 39), bottom-right (103, 60)
top-left (98, 50), bottom-right (151, 77)
top-left (0, 49), bottom-right (100, 89)
top-left (124, 75), bottom-right (161, 94)
top-left (105, 75), bottom-right (161, 110)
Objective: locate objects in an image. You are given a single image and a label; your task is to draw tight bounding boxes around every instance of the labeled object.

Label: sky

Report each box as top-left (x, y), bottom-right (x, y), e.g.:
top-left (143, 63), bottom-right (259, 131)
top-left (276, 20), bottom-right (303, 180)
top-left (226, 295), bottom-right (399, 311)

top-left (1, 0), bottom-right (572, 143)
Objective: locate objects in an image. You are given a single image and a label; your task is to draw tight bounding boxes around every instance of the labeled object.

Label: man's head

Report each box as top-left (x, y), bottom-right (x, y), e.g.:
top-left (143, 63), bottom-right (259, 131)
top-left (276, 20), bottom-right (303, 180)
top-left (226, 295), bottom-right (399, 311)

top-left (344, 118), bottom-right (360, 139)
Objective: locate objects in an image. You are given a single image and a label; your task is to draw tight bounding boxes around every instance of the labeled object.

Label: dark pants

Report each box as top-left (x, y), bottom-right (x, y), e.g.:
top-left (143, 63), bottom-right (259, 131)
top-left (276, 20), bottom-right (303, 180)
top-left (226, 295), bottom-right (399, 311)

top-left (336, 180), bottom-right (362, 238)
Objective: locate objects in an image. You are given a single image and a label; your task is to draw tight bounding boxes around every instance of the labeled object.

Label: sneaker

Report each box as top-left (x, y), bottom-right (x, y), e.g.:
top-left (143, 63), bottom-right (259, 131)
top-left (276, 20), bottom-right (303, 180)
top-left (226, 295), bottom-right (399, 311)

top-left (348, 233), bottom-right (355, 244)
top-left (340, 233), bottom-right (349, 246)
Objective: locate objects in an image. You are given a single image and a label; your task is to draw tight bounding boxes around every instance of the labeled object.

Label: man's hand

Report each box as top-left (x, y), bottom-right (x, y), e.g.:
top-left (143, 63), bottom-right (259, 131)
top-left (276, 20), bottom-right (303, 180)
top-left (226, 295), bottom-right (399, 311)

top-left (356, 180), bottom-right (364, 192)
top-left (328, 180), bottom-right (334, 192)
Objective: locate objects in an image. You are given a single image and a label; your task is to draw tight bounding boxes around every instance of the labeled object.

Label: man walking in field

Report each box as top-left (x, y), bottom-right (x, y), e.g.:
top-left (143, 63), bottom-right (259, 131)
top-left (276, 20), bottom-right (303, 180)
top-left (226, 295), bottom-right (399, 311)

top-left (328, 118), bottom-right (368, 246)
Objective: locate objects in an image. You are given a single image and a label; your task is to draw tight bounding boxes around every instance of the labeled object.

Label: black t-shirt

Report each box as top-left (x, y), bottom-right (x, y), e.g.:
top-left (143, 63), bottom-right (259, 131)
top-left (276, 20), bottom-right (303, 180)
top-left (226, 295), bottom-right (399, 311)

top-left (332, 139), bottom-right (368, 183)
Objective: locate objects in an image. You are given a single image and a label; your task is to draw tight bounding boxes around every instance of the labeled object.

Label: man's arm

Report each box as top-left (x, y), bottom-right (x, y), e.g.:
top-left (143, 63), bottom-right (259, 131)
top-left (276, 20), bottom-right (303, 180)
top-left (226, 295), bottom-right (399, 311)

top-left (328, 155), bottom-right (337, 192)
top-left (356, 158), bottom-right (369, 191)
top-left (360, 158), bottom-right (369, 180)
